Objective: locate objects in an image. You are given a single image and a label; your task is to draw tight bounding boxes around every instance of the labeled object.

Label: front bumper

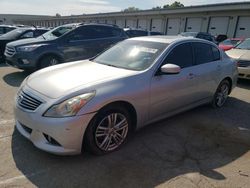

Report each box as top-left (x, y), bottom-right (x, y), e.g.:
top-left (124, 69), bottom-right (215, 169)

top-left (238, 67), bottom-right (250, 80)
top-left (15, 101), bottom-right (96, 155)
top-left (5, 51), bottom-right (38, 70)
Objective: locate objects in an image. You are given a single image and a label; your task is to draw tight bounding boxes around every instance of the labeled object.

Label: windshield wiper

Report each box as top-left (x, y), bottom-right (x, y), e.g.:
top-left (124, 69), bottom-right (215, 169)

top-left (105, 64), bottom-right (118, 68)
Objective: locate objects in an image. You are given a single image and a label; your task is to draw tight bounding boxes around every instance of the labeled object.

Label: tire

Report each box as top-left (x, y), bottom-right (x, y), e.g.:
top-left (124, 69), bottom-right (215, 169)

top-left (84, 105), bottom-right (132, 155)
top-left (212, 80), bottom-right (230, 108)
top-left (39, 55), bottom-right (60, 69)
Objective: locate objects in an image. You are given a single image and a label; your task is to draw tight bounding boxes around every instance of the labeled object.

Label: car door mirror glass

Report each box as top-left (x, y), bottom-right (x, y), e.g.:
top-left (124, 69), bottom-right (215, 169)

top-left (161, 63), bottom-right (181, 74)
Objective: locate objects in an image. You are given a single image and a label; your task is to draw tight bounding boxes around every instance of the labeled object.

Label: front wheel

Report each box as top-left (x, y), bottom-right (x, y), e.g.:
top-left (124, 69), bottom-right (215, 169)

top-left (39, 55), bottom-right (60, 69)
top-left (212, 80), bottom-right (230, 107)
top-left (84, 106), bottom-right (132, 155)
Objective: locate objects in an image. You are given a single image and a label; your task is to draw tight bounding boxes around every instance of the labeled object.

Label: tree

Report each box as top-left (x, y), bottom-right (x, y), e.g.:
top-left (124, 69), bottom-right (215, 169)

top-left (55, 13), bottom-right (61, 17)
top-left (152, 6), bottom-right (162, 10)
top-left (163, 1), bottom-right (184, 8)
top-left (123, 7), bottom-right (140, 12)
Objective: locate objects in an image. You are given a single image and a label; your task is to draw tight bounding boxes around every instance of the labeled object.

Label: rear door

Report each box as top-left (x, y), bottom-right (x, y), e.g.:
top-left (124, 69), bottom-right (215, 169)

top-left (191, 42), bottom-right (222, 98)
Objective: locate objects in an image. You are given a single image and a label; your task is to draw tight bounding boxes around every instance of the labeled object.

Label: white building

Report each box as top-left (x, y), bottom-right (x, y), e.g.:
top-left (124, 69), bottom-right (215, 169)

top-left (11, 2), bottom-right (250, 38)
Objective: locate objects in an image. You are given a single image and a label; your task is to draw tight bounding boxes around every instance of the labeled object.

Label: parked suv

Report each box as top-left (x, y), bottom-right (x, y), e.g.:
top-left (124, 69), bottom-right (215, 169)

top-left (180, 32), bottom-right (217, 44)
top-left (5, 23), bottom-right (127, 70)
top-left (124, 28), bottom-right (163, 38)
top-left (0, 27), bottom-right (49, 63)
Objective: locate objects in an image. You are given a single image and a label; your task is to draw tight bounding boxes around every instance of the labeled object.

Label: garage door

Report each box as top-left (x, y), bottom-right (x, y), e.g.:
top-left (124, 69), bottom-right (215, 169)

top-left (138, 19), bottom-right (147, 30)
top-left (235, 16), bottom-right (250, 38)
top-left (208, 17), bottom-right (229, 36)
top-left (185, 18), bottom-right (202, 32)
top-left (151, 19), bottom-right (164, 32)
top-left (126, 19), bottom-right (137, 28)
top-left (107, 20), bottom-right (115, 25)
top-left (116, 20), bottom-right (125, 28)
top-left (166, 18), bottom-right (181, 35)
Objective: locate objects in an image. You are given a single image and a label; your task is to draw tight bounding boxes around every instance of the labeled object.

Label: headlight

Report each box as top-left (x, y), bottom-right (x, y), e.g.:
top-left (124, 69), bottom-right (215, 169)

top-left (16, 44), bottom-right (45, 52)
top-left (44, 92), bottom-right (96, 117)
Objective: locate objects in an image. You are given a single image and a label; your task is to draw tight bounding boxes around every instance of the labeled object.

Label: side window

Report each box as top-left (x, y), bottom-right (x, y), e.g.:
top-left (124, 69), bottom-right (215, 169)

top-left (193, 42), bottom-right (213, 65)
top-left (212, 46), bottom-right (220, 61)
top-left (34, 30), bottom-right (47, 37)
top-left (5, 27), bottom-right (15, 32)
top-left (20, 31), bottom-right (34, 39)
top-left (0, 27), bottom-right (4, 35)
top-left (110, 28), bottom-right (122, 37)
top-left (68, 27), bottom-right (93, 41)
top-left (91, 26), bottom-right (121, 38)
top-left (164, 43), bottom-right (193, 68)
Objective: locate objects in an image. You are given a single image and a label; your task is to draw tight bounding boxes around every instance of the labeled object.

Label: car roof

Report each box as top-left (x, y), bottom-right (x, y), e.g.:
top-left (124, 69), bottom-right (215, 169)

top-left (0, 25), bottom-right (16, 28)
top-left (129, 35), bottom-right (213, 44)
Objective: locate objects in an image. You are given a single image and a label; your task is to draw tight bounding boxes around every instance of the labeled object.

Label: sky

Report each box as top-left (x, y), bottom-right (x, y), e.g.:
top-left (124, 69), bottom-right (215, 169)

top-left (0, 0), bottom-right (247, 16)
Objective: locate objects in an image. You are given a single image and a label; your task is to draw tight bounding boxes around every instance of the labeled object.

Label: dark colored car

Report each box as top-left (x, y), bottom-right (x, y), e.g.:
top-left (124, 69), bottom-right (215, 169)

top-left (149, 31), bottom-right (163, 36)
top-left (0, 25), bottom-right (17, 36)
top-left (5, 23), bottom-right (127, 70)
top-left (0, 27), bottom-right (49, 63)
top-left (219, 38), bottom-right (244, 51)
top-left (180, 32), bottom-right (217, 44)
top-left (124, 28), bottom-right (148, 38)
top-left (124, 28), bottom-right (164, 38)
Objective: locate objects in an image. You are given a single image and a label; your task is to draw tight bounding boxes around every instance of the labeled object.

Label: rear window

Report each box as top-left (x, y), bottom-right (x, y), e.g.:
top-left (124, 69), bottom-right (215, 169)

top-left (193, 42), bottom-right (214, 64)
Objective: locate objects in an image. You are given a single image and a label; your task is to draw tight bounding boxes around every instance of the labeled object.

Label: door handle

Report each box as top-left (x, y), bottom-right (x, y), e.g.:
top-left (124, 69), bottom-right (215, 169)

top-left (188, 73), bottom-right (195, 79)
top-left (217, 65), bottom-right (222, 71)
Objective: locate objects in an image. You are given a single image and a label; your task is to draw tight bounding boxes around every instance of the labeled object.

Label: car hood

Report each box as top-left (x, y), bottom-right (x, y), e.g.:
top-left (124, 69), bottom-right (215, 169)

top-left (226, 48), bottom-right (250, 60)
top-left (7, 37), bottom-right (46, 47)
top-left (27, 60), bottom-right (137, 99)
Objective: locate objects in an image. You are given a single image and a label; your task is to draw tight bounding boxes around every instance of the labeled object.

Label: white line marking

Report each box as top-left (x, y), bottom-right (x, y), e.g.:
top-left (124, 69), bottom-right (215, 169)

top-left (0, 170), bottom-right (47, 185)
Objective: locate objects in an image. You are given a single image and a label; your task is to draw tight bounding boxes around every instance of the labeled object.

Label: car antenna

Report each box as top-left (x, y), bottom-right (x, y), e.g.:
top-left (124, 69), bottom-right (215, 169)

top-left (32, 24), bottom-right (37, 30)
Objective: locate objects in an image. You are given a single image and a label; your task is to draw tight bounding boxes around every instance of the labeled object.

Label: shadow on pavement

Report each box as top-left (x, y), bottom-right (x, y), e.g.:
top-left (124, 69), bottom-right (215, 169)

top-left (3, 71), bottom-right (31, 87)
top-left (0, 63), bottom-right (7, 67)
top-left (11, 97), bottom-right (250, 187)
top-left (237, 79), bottom-right (250, 90)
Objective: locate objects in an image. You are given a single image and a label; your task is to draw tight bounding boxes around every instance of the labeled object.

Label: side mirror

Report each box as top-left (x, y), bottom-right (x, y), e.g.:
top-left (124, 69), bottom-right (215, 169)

top-left (160, 64), bottom-right (181, 74)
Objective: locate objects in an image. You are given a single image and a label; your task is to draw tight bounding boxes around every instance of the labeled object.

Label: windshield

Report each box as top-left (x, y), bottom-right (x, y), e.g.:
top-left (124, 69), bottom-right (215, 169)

top-left (0, 28), bottom-right (28, 39)
top-left (41, 25), bottom-right (76, 40)
top-left (93, 40), bottom-right (167, 71)
top-left (235, 38), bottom-right (250, 49)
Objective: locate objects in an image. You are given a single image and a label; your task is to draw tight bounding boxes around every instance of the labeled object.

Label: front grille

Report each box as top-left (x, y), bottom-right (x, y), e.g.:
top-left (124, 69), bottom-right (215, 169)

top-left (4, 46), bottom-right (16, 57)
top-left (238, 60), bottom-right (250, 67)
top-left (17, 91), bottom-right (42, 111)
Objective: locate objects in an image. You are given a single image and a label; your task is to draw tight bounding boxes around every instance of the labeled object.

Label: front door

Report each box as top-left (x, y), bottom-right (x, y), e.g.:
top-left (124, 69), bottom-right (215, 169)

top-left (149, 42), bottom-right (199, 121)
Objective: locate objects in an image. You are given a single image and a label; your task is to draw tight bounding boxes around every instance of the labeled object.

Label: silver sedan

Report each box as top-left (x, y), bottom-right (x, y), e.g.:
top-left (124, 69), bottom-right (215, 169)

top-left (15, 36), bottom-right (238, 155)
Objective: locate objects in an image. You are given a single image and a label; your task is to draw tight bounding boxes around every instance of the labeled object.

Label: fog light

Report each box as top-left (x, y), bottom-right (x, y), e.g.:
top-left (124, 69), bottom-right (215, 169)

top-left (22, 59), bottom-right (30, 64)
top-left (43, 133), bottom-right (61, 146)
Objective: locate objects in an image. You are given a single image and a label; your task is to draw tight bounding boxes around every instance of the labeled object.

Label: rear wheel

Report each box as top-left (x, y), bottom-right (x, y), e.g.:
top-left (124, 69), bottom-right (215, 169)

top-left (84, 105), bottom-right (132, 155)
top-left (39, 55), bottom-right (60, 69)
top-left (212, 80), bottom-right (230, 107)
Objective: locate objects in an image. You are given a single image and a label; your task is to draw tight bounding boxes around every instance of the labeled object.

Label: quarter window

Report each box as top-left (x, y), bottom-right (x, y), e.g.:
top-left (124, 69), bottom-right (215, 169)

top-left (212, 46), bottom-right (221, 61)
top-left (164, 43), bottom-right (193, 68)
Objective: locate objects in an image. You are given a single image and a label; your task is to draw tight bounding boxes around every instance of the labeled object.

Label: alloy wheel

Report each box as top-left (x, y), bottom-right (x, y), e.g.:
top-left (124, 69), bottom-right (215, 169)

top-left (215, 83), bottom-right (229, 107)
top-left (95, 113), bottom-right (129, 151)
